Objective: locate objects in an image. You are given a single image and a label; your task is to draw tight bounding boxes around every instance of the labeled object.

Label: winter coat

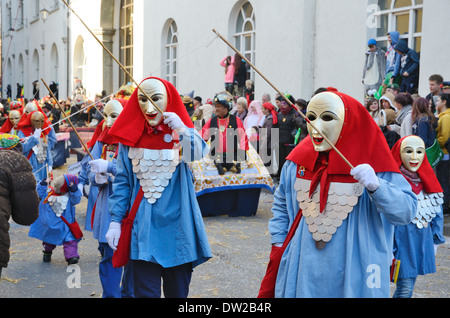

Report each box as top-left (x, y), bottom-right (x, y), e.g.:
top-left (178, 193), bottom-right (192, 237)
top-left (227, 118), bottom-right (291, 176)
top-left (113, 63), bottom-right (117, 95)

top-left (394, 40), bottom-right (420, 78)
top-left (363, 48), bottom-right (386, 85)
top-left (0, 145), bottom-right (39, 268)
top-left (277, 109), bottom-right (305, 145)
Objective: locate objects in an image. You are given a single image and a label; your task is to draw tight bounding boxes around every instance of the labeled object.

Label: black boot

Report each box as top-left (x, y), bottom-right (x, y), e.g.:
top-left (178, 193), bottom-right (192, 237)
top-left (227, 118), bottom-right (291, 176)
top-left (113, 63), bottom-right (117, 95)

top-left (67, 257), bottom-right (79, 265)
top-left (43, 251), bottom-right (52, 263)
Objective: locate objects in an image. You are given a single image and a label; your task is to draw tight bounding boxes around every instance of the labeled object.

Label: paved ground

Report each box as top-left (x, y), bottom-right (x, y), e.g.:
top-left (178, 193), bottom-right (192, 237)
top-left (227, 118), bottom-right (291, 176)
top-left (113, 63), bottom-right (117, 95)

top-left (1, 155), bottom-right (449, 298)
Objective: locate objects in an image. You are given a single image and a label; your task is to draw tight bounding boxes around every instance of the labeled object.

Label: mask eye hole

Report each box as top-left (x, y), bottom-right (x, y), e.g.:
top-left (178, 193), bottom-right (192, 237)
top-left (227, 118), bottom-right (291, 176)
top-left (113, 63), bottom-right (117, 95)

top-left (306, 113), bottom-right (316, 121)
top-left (139, 96), bottom-right (148, 103)
top-left (321, 115), bottom-right (334, 122)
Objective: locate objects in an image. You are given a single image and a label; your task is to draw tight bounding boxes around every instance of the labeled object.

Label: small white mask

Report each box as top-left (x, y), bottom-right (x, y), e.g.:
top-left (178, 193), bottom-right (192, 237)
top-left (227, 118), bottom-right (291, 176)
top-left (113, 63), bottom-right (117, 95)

top-left (137, 79), bottom-right (168, 127)
top-left (400, 136), bottom-right (425, 172)
top-left (306, 92), bottom-right (346, 152)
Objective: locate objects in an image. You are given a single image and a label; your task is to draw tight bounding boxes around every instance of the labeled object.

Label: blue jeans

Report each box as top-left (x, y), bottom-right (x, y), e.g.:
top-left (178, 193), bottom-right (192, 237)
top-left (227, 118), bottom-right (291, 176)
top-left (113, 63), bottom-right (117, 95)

top-left (393, 277), bottom-right (417, 298)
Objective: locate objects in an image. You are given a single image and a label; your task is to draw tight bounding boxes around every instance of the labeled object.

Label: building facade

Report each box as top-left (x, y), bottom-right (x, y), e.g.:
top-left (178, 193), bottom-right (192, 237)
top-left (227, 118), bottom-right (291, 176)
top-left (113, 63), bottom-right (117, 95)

top-left (1, 0), bottom-right (449, 103)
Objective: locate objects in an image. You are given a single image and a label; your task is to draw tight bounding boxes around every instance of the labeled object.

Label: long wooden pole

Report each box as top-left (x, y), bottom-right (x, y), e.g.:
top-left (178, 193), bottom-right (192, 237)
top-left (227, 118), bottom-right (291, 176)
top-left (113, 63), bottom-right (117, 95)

top-left (212, 29), bottom-right (354, 169)
top-left (60, 0), bottom-right (164, 118)
top-left (41, 78), bottom-right (94, 160)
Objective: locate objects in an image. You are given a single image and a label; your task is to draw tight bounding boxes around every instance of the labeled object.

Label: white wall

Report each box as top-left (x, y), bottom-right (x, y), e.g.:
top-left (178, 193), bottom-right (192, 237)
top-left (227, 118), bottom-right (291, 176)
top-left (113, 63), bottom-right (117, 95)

top-left (418, 0), bottom-right (450, 97)
top-left (314, 0), bottom-right (369, 102)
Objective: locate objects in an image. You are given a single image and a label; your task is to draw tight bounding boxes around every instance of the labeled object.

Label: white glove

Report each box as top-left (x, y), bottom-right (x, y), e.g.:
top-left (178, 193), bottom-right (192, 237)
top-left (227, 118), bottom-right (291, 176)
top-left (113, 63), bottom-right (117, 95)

top-left (163, 112), bottom-right (186, 133)
top-left (89, 159), bottom-right (109, 174)
top-left (95, 172), bottom-right (108, 184)
top-left (33, 128), bottom-right (42, 140)
top-left (350, 164), bottom-right (380, 192)
top-left (105, 221), bottom-right (121, 250)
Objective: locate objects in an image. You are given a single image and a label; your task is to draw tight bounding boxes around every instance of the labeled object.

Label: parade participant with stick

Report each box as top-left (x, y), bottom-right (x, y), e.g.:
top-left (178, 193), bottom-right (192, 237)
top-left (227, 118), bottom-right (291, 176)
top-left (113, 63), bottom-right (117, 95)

top-left (17, 110), bottom-right (56, 182)
top-left (258, 89), bottom-right (417, 298)
top-left (29, 174), bottom-right (83, 264)
top-left (105, 77), bottom-right (211, 298)
top-left (390, 136), bottom-right (445, 298)
top-left (86, 99), bottom-right (134, 298)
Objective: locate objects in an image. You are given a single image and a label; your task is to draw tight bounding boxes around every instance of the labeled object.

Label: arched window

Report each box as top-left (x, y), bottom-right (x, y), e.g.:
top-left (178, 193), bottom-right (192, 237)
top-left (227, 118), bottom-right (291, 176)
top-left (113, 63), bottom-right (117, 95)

top-left (120, 0), bottom-right (133, 85)
top-left (50, 44), bottom-right (59, 83)
top-left (372, 0), bottom-right (423, 52)
top-left (165, 20), bottom-right (178, 88)
top-left (233, 1), bottom-right (255, 80)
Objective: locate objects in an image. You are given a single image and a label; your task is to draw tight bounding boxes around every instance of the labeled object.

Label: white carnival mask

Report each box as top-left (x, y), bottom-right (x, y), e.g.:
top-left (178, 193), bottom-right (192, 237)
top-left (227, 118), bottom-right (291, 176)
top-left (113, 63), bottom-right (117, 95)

top-left (137, 79), bottom-right (168, 127)
top-left (306, 92), bottom-right (345, 152)
top-left (103, 100), bottom-right (123, 128)
top-left (400, 136), bottom-right (425, 172)
top-left (25, 102), bottom-right (38, 114)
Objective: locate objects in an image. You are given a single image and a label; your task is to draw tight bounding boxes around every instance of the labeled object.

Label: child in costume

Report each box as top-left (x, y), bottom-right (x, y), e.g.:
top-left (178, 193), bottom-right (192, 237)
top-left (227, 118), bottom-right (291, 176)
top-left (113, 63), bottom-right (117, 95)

top-left (86, 99), bottom-right (134, 298)
top-left (258, 89), bottom-right (417, 298)
top-left (390, 136), bottom-right (445, 298)
top-left (105, 77), bottom-right (211, 298)
top-left (29, 174), bottom-right (82, 264)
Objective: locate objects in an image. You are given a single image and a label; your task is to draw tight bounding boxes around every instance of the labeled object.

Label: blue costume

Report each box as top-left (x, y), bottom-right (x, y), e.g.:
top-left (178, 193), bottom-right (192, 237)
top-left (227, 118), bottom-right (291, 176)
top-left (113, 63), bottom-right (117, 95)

top-left (391, 136), bottom-right (446, 298)
top-left (78, 153), bottom-right (98, 231)
top-left (270, 162), bottom-right (416, 298)
top-left (29, 176), bottom-right (82, 263)
top-left (259, 90), bottom-right (417, 298)
top-left (109, 130), bottom-right (211, 268)
top-left (87, 140), bottom-right (134, 298)
top-left (107, 76), bottom-right (212, 298)
top-left (18, 128), bottom-right (56, 182)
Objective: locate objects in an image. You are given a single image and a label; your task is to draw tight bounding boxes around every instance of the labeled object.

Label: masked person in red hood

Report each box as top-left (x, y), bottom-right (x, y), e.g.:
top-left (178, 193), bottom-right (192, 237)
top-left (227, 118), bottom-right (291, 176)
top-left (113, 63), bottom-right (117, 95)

top-left (17, 110), bottom-right (57, 182)
top-left (0, 110), bottom-right (22, 135)
top-left (258, 89), bottom-right (417, 298)
top-left (390, 136), bottom-right (445, 298)
top-left (78, 99), bottom-right (133, 298)
top-left (105, 77), bottom-right (211, 298)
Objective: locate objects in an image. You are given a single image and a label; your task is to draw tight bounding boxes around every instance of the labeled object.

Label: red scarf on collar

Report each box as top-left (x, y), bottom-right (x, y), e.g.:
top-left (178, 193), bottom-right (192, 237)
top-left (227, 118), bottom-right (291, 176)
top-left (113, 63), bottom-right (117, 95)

top-left (391, 136), bottom-right (443, 195)
top-left (108, 77), bottom-right (194, 150)
top-left (0, 118), bottom-right (15, 133)
top-left (17, 110), bottom-right (52, 137)
top-left (287, 89), bottom-right (400, 213)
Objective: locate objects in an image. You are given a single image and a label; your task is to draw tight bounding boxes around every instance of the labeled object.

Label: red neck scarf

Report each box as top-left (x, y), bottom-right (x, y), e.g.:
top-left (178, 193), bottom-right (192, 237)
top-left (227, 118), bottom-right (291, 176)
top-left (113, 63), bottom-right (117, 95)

top-left (17, 111), bottom-right (52, 137)
top-left (0, 118), bottom-right (15, 134)
top-left (287, 89), bottom-right (400, 212)
top-left (108, 77), bottom-right (194, 150)
top-left (391, 136), bottom-right (443, 195)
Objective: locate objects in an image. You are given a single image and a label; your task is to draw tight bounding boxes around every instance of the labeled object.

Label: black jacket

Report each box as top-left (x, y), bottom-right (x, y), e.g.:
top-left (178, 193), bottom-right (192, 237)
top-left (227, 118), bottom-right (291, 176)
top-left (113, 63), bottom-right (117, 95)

top-left (0, 146), bottom-right (39, 268)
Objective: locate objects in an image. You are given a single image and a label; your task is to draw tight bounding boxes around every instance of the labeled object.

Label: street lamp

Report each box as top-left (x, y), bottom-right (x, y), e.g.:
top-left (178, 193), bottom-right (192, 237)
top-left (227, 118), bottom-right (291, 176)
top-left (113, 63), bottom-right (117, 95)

top-left (40, 8), bottom-right (49, 23)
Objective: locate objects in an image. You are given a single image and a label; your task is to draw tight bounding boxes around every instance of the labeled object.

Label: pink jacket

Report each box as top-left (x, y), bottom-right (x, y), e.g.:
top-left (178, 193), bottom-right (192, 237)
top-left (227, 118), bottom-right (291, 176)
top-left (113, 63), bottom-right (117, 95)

top-left (220, 57), bottom-right (235, 84)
